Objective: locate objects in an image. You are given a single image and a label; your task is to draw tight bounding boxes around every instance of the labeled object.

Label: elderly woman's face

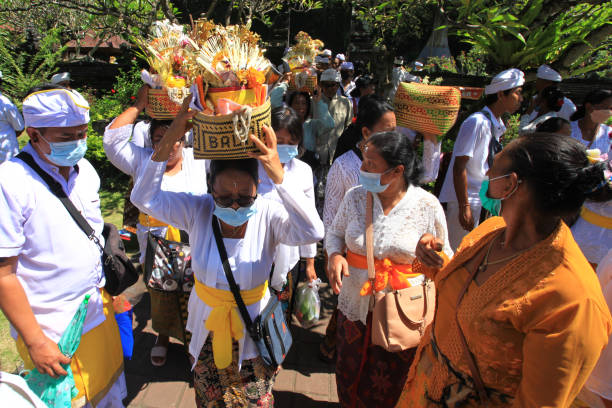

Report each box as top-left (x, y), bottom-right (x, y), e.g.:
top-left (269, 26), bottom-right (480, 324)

top-left (360, 143), bottom-right (403, 187)
top-left (211, 169), bottom-right (257, 210)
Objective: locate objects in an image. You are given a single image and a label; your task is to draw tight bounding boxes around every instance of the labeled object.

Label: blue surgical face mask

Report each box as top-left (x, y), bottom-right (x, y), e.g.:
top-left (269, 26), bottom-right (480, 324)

top-left (479, 174), bottom-right (520, 216)
top-left (277, 144), bottom-right (299, 164)
top-left (213, 204), bottom-right (257, 227)
top-left (40, 135), bottom-right (88, 167)
top-left (359, 168), bottom-right (394, 193)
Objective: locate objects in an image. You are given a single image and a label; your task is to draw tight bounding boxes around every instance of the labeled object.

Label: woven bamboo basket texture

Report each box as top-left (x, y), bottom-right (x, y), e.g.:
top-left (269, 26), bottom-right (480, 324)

top-left (288, 70), bottom-right (318, 94)
top-left (394, 82), bottom-right (461, 136)
top-left (192, 99), bottom-right (271, 160)
top-left (146, 88), bottom-right (182, 119)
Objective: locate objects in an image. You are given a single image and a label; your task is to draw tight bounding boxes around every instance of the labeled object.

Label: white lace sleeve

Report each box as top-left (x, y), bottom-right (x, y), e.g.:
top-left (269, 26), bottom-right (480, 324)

top-left (433, 197), bottom-right (454, 259)
top-left (324, 187), bottom-right (353, 256)
top-left (420, 139), bottom-right (441, 184)
top-left (323, 159), bottom-right (348, 230)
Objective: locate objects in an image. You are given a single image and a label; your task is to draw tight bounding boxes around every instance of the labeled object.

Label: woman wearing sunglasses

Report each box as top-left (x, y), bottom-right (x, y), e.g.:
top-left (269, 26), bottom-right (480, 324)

top-left (104, 85), bottom-right (208, 367)
top-left (130, 97), bottom-right (324, 407)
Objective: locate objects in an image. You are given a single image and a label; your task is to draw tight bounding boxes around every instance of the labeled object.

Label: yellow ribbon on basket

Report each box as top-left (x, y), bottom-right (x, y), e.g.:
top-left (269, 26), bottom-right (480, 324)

top-left (194, 277), bottom-right (268, 369)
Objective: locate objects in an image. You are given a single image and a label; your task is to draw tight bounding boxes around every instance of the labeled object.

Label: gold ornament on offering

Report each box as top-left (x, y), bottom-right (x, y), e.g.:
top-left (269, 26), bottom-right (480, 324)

top-left (284, 31), bottom-right (324, 70)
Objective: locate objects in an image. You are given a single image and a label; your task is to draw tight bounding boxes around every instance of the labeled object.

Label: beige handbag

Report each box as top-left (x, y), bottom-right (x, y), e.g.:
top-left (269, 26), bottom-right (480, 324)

top-left (366, 192), bottom-right (436, 352)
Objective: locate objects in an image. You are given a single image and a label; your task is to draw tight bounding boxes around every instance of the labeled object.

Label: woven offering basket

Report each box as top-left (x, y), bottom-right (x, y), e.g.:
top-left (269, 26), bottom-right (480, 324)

top-left (288, 70), bottom-right (318, 94)
top-left (146, 88), bottom-right (182, 119)
top-left (192, 99), bottom-right (271, 160)
top-left (394, 82), bottom-right (461, 136)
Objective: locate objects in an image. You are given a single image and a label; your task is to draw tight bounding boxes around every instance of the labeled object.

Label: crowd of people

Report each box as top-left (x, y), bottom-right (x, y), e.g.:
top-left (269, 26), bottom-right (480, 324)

top-left (0, 44), bottom-right (611, 408)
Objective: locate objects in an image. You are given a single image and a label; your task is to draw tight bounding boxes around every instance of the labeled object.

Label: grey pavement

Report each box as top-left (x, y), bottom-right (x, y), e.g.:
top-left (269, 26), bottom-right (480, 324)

top-left (122, 268), bottom-right (339, 408)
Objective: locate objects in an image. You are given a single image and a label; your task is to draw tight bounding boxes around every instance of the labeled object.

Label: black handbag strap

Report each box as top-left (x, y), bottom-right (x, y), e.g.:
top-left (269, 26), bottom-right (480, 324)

top-left (211, 215), bottom-right (261, 340)
top-left (480, 109), bottom-right (503, 169)
top-left (16, 151), bottom-right (104, 252)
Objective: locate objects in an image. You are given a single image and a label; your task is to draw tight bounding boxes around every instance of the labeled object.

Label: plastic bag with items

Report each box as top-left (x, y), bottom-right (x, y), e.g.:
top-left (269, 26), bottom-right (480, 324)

top-left (295, 278), bottom-right (321, 328)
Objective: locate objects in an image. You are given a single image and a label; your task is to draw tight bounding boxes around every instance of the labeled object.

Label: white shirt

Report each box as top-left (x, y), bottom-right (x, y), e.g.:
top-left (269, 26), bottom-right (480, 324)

top-left (326, 185), bottom-right (452, 324)
top-left (0, 144), bottom-right (105, 342)
top-left (258, 159), bottom-right (319, 289)
top-left (130, 158), bottom-right (324, 368)
top-left (570, 120), bottom-right (611, 154)
top-left (439, 106), bottom-right (506, 205)
top-left (571, 201), bottom-right (612, 265)
top-left (585, 248), bottom-right (612, 400)
top-left (103, 121), bottom-right (208, 195)
top-left (528, 96), bottom-right (576, 122)
top-left (0, 92), bottom-right (24, 163)
top-left (519, 111), bottom-right (559, 135)
top-left (130, 120), bottom-right (152, 149)
top-left (0, 372), bottom-right (47, 408)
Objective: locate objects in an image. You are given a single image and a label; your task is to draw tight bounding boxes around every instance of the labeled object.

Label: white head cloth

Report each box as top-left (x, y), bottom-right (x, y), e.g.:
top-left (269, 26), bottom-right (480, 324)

top-left (315, 55), bottom-right (329, 64)
top-left (537, 65), bottom-right (562, 82)
top-left (336, 53), bottom-right (346, 61)
top-left (484, 68), bottom-right (525, 95)
top-left (340, 62), bottom-right (354, 70)
top-left (320, 68), bottom-right (341, 83)
top-left (322, 49), bottom-right (332, 57)
top-left (23, 88), bottom-right (90, 128)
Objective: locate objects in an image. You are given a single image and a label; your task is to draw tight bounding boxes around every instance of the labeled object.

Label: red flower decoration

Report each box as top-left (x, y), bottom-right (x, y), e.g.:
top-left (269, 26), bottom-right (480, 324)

top-left (130, 96), bottom-right (136, 100)
top-left (111, 89), bottom-right (116, 93)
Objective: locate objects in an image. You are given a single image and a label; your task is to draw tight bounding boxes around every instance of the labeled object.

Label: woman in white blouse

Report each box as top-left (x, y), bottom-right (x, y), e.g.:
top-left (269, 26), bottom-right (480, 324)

top-left (130, 99), bottom-right (324, 407)
top-left (326, 131), bottom-right (452, 407)
top-left (258, 107), bottom-right (319, 313)
top-left (319, 95), bottom-right (396, 362)
top-left (104, 85), bottom-right (208, 366)
top-left (569, 89), bottom-right (612, 154)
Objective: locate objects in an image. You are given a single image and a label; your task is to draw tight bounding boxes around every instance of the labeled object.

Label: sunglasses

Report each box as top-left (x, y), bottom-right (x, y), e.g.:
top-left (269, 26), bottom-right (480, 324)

top-left (211, 191), bottom-right (257, 208)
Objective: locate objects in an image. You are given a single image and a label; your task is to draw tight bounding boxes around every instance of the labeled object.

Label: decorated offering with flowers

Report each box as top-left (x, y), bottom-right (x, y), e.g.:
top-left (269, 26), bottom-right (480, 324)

top-left (136, 20), bottom-right (196, 119)
top-left (284, 31), bottom-right (323, 94)
top-left (184, 19), bottom-right (272, 160)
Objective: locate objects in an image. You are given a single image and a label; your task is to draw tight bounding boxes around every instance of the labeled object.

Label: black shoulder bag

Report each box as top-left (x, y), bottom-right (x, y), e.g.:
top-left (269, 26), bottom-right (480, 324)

top-left (17, 151), bottom-right (138, 296)
top-left (211, 215), bottom-right (292, 368)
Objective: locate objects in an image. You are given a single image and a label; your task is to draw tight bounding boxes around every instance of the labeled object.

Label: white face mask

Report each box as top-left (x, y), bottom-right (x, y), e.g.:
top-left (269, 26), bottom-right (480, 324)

top-left (591, 109), bottom-right (612, 124)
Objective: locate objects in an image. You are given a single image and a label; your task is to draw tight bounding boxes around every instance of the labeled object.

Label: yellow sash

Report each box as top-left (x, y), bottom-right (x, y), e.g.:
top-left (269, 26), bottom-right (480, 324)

top-left (194, 277), bottom-right (267, 369)
top-left (581, 206), bottom-right (612, 229)
top-left (138, 212), bottom-right (168, 228)
top-left (17, 289), bottom-right (123, 406)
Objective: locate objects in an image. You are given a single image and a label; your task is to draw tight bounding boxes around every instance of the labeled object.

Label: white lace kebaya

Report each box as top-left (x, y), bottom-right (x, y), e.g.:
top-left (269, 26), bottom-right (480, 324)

top-left (325, 185), bottom-right (453, 324)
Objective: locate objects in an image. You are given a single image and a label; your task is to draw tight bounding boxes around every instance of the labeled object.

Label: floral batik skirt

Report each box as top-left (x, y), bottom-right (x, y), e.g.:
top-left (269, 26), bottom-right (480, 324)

top-left (194, 337), bottom-right (277, 408)
top-left (336, 310), bottom-right (416, 408)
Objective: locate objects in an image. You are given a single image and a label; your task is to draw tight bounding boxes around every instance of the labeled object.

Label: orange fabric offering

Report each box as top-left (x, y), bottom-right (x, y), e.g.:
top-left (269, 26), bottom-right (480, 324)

top-left (346, 250), bottom-right (422, 296)
top-left (395, 217), bottom-right (612, 408)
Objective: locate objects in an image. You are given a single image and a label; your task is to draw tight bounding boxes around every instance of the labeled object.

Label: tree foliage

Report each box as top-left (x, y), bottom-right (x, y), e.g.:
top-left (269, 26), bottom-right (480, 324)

top-left (0, 0), bottom-right (178, 58)
top-left (0, 28), bottom-right (67, 102)
top-left (439, 0), bottom-right (612, 76)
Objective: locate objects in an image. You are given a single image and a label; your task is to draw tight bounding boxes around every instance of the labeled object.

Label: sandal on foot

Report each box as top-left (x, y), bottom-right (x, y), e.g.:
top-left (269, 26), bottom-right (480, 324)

top-left (151, 344), bottom-right (168, 367)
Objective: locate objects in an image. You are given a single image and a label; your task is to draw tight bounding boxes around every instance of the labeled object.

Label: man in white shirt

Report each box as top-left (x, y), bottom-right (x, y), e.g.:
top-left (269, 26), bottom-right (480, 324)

top-left (439, 69), bottom-right (525, 250)
top-left (525, 65), bottom-right (576, 121)
top-left (339, 62), bottom-right (356, 97)
top-left (0, 71), bottom-right (25, 163)
top-left (0, 85), bottom-right (126, 407)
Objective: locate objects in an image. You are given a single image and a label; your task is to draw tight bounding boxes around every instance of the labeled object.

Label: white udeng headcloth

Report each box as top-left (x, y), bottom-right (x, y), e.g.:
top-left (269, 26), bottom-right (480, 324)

top-left (23, 88), bottom-right (90, 128)
top-left (484, 68), bottom-right (525, 95)
top-left (537, 65), bottom-right (562, 82)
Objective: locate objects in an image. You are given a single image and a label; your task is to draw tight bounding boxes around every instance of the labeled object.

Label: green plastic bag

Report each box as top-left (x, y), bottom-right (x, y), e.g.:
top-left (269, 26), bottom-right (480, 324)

top-left (295, 278), bottom-right (321, 328)
top-left (25, 294), bottom-right (90, 408)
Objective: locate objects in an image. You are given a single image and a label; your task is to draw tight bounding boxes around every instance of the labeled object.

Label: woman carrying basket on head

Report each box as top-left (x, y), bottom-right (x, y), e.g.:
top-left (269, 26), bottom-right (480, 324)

top-left (130, 96), bottom-right (324, 407)
top-left (104, 85), bottom-right (208, 367)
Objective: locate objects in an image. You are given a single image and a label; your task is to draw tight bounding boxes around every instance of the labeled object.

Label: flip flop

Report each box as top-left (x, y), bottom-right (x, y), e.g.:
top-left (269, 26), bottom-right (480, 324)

top-left (151, 344), bottom-right (168, 367)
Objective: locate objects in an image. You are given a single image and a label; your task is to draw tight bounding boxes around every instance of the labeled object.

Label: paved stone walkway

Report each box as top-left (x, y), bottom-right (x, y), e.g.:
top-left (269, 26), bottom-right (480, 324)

top-left (122, 271), bottom-right (339, 408)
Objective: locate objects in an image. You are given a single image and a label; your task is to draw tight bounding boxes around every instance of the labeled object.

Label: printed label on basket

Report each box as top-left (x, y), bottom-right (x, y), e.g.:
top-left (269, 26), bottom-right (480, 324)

top-left (192, 99), bottom-right (271, 160)
top-left (394, 82), bottom-right (461, 137)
